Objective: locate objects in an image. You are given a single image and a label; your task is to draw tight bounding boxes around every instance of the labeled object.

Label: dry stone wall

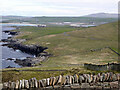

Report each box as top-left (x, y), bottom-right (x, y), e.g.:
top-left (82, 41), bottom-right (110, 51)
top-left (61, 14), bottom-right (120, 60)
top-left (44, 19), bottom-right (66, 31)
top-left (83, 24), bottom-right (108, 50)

top-left (84, 63), bottom-right (120, 71)
top-left (2, 72), bottom-right (120, 89)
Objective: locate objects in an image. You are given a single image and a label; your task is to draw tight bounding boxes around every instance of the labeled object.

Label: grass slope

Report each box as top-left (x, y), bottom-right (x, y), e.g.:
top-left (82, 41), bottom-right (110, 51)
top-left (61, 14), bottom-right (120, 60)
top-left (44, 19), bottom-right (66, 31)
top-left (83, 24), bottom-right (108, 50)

top-left (15, 21), bottom-right (118, 65)
top-left (2, 22), bottom-right (118, 82)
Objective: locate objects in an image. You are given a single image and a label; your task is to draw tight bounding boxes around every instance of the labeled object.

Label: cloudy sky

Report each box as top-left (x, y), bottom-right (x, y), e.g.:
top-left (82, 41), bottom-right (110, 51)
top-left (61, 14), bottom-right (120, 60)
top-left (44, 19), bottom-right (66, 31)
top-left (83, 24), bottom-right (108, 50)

top-left (0, 0), bottom-right (119, 16)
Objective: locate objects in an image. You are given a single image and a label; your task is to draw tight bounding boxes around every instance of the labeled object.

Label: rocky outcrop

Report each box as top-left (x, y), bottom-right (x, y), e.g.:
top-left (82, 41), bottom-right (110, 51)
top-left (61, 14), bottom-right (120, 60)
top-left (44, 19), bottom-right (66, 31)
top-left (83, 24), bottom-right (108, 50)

top-left (2, 72), bottom-right (120, 89)
top-left (14, 54), bottom-right (51, 67)
top-left (3, 31), bottom-right (18, 35)
top-left (7, 42), bottom-right (48, 57)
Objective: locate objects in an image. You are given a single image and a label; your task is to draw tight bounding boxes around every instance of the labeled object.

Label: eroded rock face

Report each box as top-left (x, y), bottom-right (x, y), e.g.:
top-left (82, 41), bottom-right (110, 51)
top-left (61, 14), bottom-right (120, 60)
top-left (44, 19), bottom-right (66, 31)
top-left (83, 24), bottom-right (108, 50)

top-left (8, 43), bottom-right (48, 57)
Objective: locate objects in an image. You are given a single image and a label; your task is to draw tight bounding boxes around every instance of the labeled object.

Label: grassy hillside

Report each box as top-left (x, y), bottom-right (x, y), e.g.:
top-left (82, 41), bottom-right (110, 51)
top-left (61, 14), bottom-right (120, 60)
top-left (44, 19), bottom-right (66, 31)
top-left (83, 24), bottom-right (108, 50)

top-left (15, 21), bottom-right (118, 65)
top-left (2, 21), bottom-right (119, 82)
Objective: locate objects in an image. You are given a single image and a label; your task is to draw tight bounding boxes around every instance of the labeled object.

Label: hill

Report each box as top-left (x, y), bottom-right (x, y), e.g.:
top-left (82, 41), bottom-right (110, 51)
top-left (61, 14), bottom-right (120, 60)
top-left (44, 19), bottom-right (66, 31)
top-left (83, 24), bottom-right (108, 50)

top-left (85, 13), bottom-right (118, 18)
top-left (16, 21), bottom-right (118, 65)
top-left (1, 14), bottom-right (117, 24)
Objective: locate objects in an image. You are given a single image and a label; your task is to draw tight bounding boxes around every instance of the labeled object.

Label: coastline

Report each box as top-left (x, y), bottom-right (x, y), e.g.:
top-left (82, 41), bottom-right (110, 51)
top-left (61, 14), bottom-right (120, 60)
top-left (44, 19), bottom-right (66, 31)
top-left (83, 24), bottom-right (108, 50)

top-left (1, 26), bottom-right (51, 68)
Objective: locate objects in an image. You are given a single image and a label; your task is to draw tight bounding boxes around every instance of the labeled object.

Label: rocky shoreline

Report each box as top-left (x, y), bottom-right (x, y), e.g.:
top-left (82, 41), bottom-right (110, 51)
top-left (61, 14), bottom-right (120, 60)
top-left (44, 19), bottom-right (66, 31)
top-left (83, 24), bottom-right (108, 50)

top-left (1, 29), bottom-right (52, 68)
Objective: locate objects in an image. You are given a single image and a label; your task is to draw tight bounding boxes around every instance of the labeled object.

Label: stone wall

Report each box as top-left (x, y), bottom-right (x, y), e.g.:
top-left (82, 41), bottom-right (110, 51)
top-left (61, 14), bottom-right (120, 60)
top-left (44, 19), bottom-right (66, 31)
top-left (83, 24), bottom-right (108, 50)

top-left (84, 63), bottom-right (120, 71)
top-left (2, 72), bottom-right (120, 89)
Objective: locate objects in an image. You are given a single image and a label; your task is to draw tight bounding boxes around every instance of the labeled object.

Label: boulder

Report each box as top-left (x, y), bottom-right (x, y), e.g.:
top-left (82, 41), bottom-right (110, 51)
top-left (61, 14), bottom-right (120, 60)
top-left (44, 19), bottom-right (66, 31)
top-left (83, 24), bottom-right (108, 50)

top-left (83, 74), bottom-right (88, 83)
top-left (11, 82), bottom-right (15, 89)
top-left (49, 77), bottom-right (54, 86)
top-left (116, 73), bottom-right (120, 81)
top-left (42, 79), bottom-right (47, 87)
top-left (106, 72), bottom-right (110, 81)
top-left (46, 78), bottom-right (50, 86)
top-left (74, 74), bottom-right (79, 83)
top-left (96, 73), bottom-right (101, 82)
top-left (40, 80), bottom-right (44, 87)
top-left (61, 76), bottom-right (66, 85)
top-left (19, 80), bottom-right (22, 89)
top-left (101, 73), bottom-right (106, 82)
top-left (70, 75), bottom-right (74, 85)
top-left (57, 75), bottom-right (62, 85)
top-left (112, 74), bottom-right (117, 81)
top-left (24, 80), bottom-right (29, 89)
top-left (28, 78), bottom-right (34, 88)
top-left (65, 76), bottom-right (70, 85)
top-left (81, 83), bottom-right (90, 88)
top-left (33, 78), bottom-right (38, 88)
top-left (87, 74), bottom-right (92, 83)
top-left (15, 80), bottom-right (19, 89)
top-left (109, 72), bottom-right (113, 81)
top-left (3, 82), bottom-right (8, 89)
top-left (38, 80), bottom-right (41, 88)
top-left (21, 79), bottom-right (25, 89)
top-left (110, 81), bottom-right (119, 88)
top-left (104, 73), bottom-right (108, 82)
top-left (93, 75), bottom-right (97, 83)
top-left (52, 77), bottom-right (57, 86)
top-left (90, 74), bottom-right (93, 83)
top-left (79, 75), bottom-right (85, 84)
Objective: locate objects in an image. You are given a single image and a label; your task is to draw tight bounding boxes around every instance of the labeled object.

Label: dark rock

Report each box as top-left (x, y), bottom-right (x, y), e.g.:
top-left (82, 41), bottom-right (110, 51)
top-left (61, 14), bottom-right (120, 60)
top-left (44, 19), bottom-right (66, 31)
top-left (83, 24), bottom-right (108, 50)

top-left (9, 31), bottom-right (18, 35)
top-left (14, 59), bottom-right (33, 67)
top-left (8, 42), bottom-right (48, 57)
top-left (6, 58), bottom-right (15, 61)
top-left (3, 30), bottom-right (10, 33)
top-left (1, 39), bottom-right (9, 42)
top-left (6, 65), bottom-right (15, 68)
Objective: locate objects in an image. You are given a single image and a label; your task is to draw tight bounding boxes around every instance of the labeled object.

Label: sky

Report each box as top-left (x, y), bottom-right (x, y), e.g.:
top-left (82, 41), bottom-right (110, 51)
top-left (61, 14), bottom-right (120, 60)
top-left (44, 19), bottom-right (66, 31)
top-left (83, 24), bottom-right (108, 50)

top-left (0, 0), bottom-right (119, 16)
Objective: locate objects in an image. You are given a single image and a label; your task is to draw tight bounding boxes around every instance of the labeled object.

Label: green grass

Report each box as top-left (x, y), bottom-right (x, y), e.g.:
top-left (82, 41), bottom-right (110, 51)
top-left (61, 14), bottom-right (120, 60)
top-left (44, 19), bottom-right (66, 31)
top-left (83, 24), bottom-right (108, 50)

top-left (14, 21), bottom-right (118, 65)
top-left (15, 26), bottom-right (78, 41)
top-left (2, 21), bottom-right (119, 82)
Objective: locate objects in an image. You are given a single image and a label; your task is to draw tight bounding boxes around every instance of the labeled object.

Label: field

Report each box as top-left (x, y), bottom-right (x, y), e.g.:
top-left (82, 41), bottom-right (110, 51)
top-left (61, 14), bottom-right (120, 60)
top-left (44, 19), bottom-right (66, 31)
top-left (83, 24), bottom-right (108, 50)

top-left (2, 21), bottom-right (119, 82)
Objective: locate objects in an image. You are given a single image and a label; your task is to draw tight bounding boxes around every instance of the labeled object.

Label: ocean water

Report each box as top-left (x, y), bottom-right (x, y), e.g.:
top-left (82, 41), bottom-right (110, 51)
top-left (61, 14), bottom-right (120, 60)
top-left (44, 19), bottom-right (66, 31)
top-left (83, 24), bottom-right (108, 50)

top-left (1, 25), bottom-right (33, 69)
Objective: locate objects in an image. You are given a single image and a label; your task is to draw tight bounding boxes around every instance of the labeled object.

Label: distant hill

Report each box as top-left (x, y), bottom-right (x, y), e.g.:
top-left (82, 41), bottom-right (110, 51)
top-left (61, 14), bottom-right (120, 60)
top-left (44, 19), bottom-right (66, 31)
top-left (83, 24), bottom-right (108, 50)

top-left (1, 13), bottom-right (118, 24)
top-left (85, 13), bottom-right (118, 18)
